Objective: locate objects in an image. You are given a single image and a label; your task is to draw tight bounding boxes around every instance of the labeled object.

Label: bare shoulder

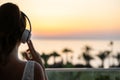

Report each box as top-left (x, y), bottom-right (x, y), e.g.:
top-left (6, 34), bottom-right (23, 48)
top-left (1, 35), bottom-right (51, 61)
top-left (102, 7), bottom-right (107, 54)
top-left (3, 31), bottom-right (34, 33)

top-left (34, 61), bottom-right (45, 80)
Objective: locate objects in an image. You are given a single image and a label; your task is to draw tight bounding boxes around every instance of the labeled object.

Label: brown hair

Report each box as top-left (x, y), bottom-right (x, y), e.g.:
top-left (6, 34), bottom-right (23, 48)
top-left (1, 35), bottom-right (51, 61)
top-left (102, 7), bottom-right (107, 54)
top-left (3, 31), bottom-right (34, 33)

top-left (0, 3), bottom-right (26, 65)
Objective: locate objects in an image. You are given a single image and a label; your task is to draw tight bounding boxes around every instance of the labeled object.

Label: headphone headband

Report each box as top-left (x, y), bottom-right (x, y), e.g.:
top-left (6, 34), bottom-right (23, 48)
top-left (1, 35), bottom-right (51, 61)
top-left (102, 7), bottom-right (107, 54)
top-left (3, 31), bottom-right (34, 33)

top-left (20, 12), bottom-right (32, 43)
top-left (21, 12), bottom-right (32, 32)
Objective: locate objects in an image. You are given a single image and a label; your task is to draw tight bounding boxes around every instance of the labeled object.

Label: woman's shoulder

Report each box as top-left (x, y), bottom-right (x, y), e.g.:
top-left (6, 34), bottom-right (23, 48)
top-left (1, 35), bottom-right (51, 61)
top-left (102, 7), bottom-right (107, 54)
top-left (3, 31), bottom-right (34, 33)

top-left (34, 61), bottom-right (45, 80)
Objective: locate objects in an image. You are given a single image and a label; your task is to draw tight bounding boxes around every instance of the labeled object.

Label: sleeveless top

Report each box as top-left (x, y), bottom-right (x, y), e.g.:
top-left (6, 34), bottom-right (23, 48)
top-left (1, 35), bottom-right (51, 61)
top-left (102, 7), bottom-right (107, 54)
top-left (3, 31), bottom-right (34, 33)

top-left (22, 61), bottom-right (35, 80)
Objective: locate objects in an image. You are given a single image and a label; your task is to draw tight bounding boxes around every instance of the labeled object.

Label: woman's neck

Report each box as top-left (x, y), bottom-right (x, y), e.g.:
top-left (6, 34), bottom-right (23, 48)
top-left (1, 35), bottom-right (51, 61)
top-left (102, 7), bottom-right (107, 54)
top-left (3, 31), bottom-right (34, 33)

top-left (0, 45), bottom-right (22, 69)
top-left (8, 46), bottom-right (21, 63)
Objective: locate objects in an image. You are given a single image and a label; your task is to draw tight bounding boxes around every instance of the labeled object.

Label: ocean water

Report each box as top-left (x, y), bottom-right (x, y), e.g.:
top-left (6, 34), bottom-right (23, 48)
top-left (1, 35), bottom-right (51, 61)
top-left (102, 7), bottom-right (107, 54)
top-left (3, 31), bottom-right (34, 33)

top-left (18, 39), bottom-right (120, 68)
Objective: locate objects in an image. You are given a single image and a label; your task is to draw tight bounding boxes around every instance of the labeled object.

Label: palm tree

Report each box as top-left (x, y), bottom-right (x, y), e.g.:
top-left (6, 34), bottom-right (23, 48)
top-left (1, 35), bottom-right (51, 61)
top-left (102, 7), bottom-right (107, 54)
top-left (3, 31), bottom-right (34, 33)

top-left (21, 51), bottom-right (27, 60)
top-left (41, 52), bottom-right (50, 67)
top-left (108, 41), bottom-right (114, 67)
top-left (109, 41), bottom-right (114, 52)
top-left (97, 51), bottom-right (110, 68)
top-left (21, 51), bottom-right (32, 60)
top-left (116, 52), bottom-right (120, 67)
top-left (82, 45), bottom-right (93, 67)
top-left (62, 48), bottom-right (73, 64)
top-left (83, 45), bottom-right (92, 54)
top-left (50, 51), bottom-right (60, 64)
top-left (82, 52), bottom-right (93, 67)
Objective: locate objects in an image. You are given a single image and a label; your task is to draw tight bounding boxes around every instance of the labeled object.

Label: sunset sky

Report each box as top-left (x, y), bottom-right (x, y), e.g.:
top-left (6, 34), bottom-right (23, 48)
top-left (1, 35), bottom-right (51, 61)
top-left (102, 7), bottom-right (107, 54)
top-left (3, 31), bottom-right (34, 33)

top-left (1, 0), bottom-right (120, 39)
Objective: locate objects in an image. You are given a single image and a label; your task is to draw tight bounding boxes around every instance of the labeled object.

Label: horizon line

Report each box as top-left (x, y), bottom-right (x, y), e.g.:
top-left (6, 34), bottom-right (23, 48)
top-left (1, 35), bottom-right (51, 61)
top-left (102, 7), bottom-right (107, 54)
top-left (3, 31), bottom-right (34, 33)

top-left (32, 35), bottom-right (120, 40)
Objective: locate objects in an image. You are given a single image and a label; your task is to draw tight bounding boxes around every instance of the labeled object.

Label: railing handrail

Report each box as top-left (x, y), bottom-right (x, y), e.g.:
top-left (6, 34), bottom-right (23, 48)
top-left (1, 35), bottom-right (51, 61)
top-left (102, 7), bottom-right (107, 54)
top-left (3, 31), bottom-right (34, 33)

top-left (45, 68), bottom-right (120, 72)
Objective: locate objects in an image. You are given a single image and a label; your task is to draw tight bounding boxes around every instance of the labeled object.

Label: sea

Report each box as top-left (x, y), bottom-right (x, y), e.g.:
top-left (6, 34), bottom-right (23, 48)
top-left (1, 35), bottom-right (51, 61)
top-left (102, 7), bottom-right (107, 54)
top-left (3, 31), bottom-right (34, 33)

top-left (18, 39), bottom-right (120, 68)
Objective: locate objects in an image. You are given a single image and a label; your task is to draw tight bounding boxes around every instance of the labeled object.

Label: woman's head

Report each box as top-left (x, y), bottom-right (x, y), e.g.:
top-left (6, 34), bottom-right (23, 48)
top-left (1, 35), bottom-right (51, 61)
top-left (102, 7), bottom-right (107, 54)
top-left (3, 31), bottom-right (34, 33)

top-left (0, 3), bottom-right (26, 38)
top-left (0, 3), bottom-right (26, 64)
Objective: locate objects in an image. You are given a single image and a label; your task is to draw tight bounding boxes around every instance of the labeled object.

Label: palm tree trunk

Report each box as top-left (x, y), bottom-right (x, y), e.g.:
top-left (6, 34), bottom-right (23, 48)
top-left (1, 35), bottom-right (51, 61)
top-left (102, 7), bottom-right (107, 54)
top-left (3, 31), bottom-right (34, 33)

top-left (102, 60), bottom-right (104, 68)
top-left (66, 53), bottom-right (68, 64)
top-left (54, 57), bottom-right (56, 65)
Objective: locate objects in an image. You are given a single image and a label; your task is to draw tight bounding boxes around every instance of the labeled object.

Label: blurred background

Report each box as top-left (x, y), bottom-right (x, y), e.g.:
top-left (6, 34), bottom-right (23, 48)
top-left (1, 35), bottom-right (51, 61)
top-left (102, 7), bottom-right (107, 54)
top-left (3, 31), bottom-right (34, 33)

top-left (1, 0), bottom-right (120, 68)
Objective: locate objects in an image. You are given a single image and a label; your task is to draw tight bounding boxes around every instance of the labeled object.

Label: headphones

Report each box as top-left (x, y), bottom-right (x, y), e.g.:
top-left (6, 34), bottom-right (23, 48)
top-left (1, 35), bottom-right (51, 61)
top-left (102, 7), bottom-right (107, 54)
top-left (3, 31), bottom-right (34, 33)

top-left (20, 12), bottom-right (32, 44)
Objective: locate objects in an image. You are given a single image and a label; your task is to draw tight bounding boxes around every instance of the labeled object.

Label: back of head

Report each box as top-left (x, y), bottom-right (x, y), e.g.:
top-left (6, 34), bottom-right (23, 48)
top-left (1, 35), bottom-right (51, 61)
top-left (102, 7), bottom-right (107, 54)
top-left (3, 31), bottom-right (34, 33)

top-left (0, 3), bottom-right (26, 65)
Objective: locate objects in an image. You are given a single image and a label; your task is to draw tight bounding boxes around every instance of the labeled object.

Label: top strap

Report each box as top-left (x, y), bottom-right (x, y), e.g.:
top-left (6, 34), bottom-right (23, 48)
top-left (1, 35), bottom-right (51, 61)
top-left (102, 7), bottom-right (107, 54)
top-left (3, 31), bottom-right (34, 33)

top-left (22, 61), bottom-right (35, 80)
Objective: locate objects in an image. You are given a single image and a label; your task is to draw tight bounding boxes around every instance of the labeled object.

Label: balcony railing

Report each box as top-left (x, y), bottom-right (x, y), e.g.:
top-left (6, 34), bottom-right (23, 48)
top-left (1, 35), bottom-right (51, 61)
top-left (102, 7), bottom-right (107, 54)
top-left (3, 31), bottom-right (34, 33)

top-left (46, 68), bottom-right (120, 80)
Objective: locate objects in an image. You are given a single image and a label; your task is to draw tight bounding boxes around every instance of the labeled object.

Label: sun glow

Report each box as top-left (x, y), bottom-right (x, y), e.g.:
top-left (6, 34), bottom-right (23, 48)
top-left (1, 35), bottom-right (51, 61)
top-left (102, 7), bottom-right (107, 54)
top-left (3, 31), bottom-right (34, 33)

top-left (0, 0), bottom-right (120, 38)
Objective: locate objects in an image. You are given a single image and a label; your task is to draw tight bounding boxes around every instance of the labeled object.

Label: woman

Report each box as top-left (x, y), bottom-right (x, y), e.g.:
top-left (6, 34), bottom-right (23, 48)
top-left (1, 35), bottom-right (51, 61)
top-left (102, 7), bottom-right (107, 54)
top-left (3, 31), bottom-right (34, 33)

top-left (0, 3), bottom-right (47, 80)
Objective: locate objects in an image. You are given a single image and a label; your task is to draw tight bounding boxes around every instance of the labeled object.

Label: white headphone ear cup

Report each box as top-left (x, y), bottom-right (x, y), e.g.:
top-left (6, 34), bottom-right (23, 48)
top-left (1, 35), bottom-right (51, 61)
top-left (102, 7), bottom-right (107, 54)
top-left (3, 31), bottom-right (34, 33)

top-left (21, 29), bottom-right (31, 43)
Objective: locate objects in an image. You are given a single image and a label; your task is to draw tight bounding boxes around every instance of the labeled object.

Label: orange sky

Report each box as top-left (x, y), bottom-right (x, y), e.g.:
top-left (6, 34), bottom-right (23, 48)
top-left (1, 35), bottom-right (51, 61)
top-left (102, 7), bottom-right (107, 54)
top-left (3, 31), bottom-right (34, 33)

top-left (0, 0), bottom-right (120, 39)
